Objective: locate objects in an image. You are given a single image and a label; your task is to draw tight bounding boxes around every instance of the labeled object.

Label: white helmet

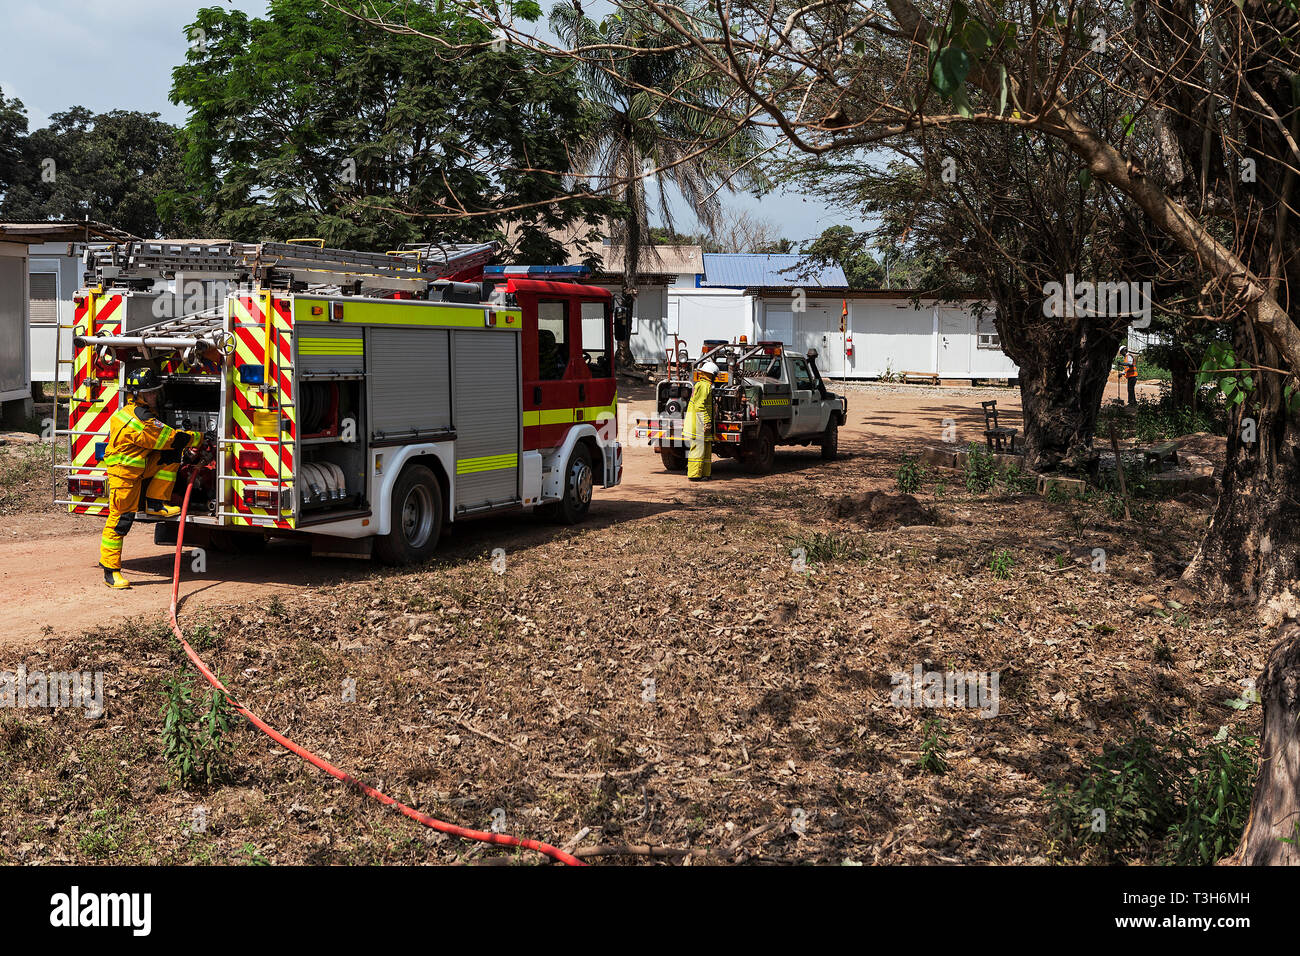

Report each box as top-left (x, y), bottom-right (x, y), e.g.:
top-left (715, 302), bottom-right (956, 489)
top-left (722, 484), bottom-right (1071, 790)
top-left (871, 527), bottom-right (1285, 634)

top-left (698, 361), bottom-right (720, 377)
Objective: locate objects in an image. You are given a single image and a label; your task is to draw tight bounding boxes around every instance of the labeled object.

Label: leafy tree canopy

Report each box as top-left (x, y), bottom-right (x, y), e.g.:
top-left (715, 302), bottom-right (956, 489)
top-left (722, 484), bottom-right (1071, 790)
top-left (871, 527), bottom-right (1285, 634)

top-left (0, 105), bottom-right (182, 238)
top-left (0, 86), bottom-right (28, 202)
top-left (167, 0), bottom-right (609, 257)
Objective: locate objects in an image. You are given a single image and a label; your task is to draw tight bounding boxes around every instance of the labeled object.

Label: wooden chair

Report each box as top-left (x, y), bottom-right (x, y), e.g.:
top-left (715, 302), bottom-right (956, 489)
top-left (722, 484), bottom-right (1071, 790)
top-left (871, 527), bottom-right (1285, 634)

top-left (981, 400), bottom-right (1018, 452)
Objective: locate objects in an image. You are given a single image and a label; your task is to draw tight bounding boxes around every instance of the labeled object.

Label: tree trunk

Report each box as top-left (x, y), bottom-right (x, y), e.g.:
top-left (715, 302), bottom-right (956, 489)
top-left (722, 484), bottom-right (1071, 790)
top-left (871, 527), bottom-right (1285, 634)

top-left (1184, 334), bottom-right (1300, 611)
top-left (995, 302), bottom-right (1124, 471)
top-left (1225, 620), bottom-right (1300, 865)
top-left (1167, 346), bottom-right (1196, 410)
top-left (617, 212), bottom-right (640, 369)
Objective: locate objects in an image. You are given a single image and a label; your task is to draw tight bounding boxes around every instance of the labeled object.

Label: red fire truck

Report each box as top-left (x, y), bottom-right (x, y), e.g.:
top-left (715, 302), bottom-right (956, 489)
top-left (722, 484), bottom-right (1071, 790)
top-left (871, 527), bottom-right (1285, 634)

top-left (57, 242), bottom-right (623, 563)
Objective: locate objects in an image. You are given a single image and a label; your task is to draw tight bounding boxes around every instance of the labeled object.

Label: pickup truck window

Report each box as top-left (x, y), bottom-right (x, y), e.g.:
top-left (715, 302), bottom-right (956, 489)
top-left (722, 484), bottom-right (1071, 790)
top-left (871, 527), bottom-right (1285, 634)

top-left (790, 356), bottom-right (814, 390)
top-left (742, 357), bottom-right (784, 380)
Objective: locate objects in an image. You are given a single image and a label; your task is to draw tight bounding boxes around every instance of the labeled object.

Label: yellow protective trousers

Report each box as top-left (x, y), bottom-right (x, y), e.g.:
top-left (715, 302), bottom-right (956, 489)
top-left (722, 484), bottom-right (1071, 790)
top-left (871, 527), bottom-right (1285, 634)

top-left (683, 378), bottom-right (713, 479)
top-left (687, 440), bottom-right (712, 478)
top-left (99, 458), bottom-right (178, 570)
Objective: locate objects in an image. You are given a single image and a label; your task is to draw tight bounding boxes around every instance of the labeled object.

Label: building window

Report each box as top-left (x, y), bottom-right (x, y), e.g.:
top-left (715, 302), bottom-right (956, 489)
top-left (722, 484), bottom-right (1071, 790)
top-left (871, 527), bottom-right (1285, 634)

top-left (30, 272), bottom-right (58, 326)
top-left (976, 315), bottom-right (1000, 350)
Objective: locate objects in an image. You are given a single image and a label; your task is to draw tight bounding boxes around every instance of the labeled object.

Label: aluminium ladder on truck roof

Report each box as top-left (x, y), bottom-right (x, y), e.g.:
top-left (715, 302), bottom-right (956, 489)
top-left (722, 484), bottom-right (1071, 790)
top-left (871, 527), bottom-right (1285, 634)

top-left (83, 239), bottom-right (501, 290)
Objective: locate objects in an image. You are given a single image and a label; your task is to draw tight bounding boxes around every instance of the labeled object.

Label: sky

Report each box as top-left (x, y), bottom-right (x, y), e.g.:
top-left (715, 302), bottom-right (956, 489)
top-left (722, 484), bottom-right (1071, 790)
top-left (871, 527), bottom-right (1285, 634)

top-left (0, 0), bottom-right (868, 245)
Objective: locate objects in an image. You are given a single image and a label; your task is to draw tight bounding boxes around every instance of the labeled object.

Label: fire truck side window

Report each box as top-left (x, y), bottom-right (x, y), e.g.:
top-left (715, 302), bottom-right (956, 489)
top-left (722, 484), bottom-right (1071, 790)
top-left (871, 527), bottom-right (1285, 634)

top-left (536, 301), bottom-right (568, 380)
top-left (580, 301), bottom-right (610, 378)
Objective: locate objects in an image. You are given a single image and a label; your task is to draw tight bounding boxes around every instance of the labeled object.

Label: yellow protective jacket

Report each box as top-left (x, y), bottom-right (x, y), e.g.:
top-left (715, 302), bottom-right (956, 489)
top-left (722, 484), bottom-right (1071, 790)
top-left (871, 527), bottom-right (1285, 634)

top-left (683, 379), bottom-right (712, 442)
top-left (102, 400), bottom-right (181, 481)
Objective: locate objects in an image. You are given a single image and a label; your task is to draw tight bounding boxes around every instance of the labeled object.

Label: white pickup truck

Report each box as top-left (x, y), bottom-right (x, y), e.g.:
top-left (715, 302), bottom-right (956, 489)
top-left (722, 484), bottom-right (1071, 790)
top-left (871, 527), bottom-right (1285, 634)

top-left (633, 341), bottom-right (848, 474)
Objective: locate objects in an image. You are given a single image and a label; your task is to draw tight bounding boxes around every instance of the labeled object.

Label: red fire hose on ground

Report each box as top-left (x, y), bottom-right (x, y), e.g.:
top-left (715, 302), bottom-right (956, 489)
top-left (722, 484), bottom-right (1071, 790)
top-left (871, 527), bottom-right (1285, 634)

top-left (166, 449), bottom-right (584, 866)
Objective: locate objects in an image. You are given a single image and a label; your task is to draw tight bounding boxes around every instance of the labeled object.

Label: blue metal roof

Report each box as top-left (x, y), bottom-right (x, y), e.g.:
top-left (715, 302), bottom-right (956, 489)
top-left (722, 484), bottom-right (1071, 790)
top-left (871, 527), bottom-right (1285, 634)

top-left (700, 253), bottom-right (847, 289)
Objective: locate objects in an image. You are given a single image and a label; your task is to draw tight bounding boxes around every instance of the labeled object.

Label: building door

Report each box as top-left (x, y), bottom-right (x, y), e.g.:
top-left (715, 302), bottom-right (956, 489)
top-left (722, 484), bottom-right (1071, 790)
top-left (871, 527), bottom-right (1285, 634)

top-left (937, 307), bottom-right (970, 377)
top-left (812, 303), bottom-right (845, 378)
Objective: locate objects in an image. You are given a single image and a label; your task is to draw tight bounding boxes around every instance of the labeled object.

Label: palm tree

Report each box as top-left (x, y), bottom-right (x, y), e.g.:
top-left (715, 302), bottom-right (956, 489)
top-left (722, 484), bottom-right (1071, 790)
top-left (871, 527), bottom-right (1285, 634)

top-left (550, 5), bottom-right (764, 364)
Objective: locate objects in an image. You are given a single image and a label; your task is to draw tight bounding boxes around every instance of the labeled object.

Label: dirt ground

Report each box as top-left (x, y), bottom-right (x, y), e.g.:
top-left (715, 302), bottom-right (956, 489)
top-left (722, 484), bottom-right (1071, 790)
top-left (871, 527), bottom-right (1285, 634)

top-left (0, 382), bottom-right (1260, 866)
top-left (0, 382), bottom-right (1025, 647)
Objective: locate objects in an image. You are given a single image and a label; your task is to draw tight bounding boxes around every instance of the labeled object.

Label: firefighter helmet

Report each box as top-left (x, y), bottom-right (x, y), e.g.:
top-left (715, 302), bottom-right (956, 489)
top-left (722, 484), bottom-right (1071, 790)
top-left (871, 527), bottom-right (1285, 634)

top-left (125, 367), bottom-right (163, 395)
top-left (698, 361), bottom-right (720, 377)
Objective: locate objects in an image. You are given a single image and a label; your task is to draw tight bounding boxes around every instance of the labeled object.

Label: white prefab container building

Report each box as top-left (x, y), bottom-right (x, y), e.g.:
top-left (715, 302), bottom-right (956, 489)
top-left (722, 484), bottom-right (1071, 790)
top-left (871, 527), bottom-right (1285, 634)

top-left (0, 240), bottom-right (30, 420)
top-left (666, 288), bottom-right (752, 362)
top-left (0, 222), bottom-right (139, 404)
top-left (834, 295), bottom-right (1018, 381)
top-left (26, 240), bottom-right (85, 384)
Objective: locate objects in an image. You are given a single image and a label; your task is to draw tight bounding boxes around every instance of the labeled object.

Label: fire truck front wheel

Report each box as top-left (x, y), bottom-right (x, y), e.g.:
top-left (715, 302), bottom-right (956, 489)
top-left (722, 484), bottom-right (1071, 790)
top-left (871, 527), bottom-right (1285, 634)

top-left (553, 443), bottom-right (594, 524)
top-left (376, 464), bottom-right (444, 565)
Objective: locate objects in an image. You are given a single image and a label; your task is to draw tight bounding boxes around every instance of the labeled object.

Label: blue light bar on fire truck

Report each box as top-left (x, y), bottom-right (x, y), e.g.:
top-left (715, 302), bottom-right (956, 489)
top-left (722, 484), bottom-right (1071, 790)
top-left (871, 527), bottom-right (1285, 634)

top-left (483, 265), bottom-right (591, 279)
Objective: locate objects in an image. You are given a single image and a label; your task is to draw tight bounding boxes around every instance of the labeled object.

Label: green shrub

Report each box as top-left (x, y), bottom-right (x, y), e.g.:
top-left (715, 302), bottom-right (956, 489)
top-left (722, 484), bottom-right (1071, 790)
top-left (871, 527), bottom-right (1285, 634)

top-left (1047, 728), bottom-right (1257, 864)
top-left (1097, 385), bottom-right (1228, 442)
top-left (789, 531), bottom-right (860, 563)
top-left (160, 669), bottom-right (235, 789)
top-left (919, 718), bottom-right (949, 775)
top-left (895, 455), bottom-right (927, 494)
top-left (1165, 730), bottom-right (1256, 865)
top-left (963, 443), bottom-right (999, 493)
top-left (989, 549), bottom-right (1014, 579)
top-left (1001, 464), bottom-right (1035, 495)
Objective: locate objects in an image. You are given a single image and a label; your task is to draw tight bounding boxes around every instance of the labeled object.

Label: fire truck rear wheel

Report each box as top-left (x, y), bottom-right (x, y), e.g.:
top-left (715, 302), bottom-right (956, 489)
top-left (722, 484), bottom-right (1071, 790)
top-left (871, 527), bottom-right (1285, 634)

top-left (662, 448), bottom-right (686, 471)
top-left (555, 444), bottom-right (594, 524)
top-left (376, 465), bottom-right (443, 565)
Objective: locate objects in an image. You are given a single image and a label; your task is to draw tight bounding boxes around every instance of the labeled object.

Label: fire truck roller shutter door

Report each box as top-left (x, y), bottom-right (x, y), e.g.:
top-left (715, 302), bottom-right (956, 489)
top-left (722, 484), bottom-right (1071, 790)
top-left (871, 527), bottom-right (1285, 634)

top-left (368, 327), bottom-right (451, 439)
top-left (451, 329), bottom-right (520, 512)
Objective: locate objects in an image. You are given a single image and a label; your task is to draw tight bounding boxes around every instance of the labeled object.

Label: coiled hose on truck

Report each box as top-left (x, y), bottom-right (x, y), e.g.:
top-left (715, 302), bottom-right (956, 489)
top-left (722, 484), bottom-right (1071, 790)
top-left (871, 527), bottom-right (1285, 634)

top-left (166, 447), bottom-right (584, 866)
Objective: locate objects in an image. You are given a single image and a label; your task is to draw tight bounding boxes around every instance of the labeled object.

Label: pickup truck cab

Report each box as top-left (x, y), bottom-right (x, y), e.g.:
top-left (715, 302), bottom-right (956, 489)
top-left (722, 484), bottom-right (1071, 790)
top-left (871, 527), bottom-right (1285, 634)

top-left (633, 341), bottom-right (848, 474)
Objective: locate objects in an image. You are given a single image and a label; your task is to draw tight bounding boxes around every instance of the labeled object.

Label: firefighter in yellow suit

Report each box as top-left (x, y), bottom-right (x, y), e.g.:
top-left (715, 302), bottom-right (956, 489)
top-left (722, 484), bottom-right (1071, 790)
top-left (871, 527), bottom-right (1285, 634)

top-left (99, 368), bottom-right (200, 589)
top-left (684, 360), bottom-right (718, 481)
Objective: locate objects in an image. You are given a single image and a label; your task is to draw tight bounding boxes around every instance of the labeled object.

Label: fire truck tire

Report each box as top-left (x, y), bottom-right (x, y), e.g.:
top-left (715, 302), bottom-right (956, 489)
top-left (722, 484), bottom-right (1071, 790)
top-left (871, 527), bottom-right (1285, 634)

top-left (154, 521), bottom-right (179, 545)
top-left (820, 420), bottom-right (839, 460)
top-left (554, 444), bottom-right (594, 524)
top-left (742, 425), bottom-right (776, 475)
top-left (376, 464), bottom-right (443, 565)
top-left (662, 448), bottom-right (687, 471)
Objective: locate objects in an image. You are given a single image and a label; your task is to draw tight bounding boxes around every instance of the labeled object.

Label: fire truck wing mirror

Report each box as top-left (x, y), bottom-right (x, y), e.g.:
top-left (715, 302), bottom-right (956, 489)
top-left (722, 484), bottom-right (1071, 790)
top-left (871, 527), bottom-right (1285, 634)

top-left (613, 302), bottom-right (631, 342)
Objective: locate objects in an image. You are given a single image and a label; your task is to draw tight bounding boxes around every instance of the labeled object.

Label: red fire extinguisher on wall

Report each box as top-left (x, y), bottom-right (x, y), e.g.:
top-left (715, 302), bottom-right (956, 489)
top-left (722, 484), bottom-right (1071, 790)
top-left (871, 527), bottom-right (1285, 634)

top-left (842, 299), bottom-right (853, 358)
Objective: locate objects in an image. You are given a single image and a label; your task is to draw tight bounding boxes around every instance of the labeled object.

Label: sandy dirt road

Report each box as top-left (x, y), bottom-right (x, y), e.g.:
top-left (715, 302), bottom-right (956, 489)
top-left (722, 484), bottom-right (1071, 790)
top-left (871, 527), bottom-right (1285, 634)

top-left (0, 383), bottom-right (1019, 648)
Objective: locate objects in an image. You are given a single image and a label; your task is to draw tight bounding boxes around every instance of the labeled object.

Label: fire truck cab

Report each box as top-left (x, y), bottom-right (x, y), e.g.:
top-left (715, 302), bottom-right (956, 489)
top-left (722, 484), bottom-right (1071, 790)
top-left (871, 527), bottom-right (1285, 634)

top-left (58, 243), bottom-right (623, 564)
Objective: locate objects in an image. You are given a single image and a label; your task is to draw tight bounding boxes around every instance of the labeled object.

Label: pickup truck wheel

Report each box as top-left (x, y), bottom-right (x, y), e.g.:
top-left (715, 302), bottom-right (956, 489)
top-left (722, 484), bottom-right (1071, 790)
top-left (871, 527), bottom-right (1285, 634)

top-left (554, 444), bottom-right (594, 524)
top-left (375, 464), bottom-right (443, 565)
top-left (662, 448), bottom-right (686, 471)
top-left (742, 426), bottom-right (776, 475)
top-left (821, 420), bottom-right (839, 460)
